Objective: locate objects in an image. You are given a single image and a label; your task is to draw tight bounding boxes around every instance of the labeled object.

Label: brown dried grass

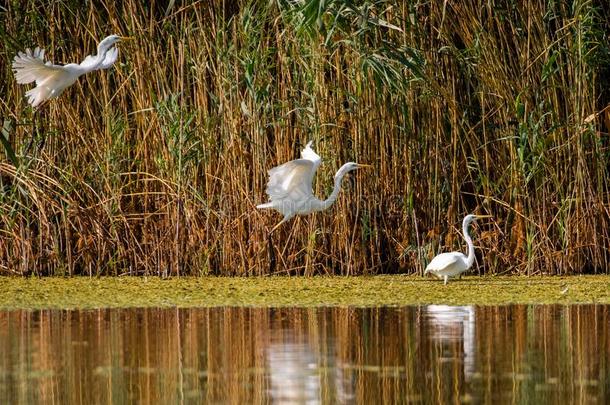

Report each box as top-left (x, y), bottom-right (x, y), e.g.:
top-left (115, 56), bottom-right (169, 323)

top-left (1, 0), bottom-right (609, 276)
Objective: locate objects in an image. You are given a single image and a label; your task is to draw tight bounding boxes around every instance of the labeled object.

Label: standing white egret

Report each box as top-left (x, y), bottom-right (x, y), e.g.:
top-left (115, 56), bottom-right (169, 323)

top-left (257, 141), bottom-right (371, 233)
top-left (12, 34), bottom-right (131, 107)
top-left (424, 214), bottom-right (491, 285)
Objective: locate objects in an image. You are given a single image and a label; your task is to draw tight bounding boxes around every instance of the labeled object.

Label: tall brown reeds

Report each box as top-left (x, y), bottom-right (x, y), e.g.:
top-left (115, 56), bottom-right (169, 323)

top-left (1, 0), bottom-right (609, 276)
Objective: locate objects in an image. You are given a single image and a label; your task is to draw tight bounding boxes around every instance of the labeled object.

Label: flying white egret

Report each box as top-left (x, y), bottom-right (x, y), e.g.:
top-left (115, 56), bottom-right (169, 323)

top-left (12, 34), bottom-right (130, 107)
top-left (424, 214), bottom-right (491, 285)
top-left (257, 141), bottom-right (371, 233)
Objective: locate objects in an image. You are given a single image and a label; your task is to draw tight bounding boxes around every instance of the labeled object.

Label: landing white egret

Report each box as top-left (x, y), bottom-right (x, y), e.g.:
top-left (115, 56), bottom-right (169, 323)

top-left (257, 141), bottom-right (371, 233)
top-left (424, 214), bottom-right (491, 284)
top-left (12, 34), bottom-right (130, 107)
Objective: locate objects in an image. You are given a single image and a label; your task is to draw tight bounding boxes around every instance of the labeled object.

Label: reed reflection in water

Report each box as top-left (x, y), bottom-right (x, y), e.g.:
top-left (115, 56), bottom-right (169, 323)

top-left (0, 305), bottom-right (608, 404)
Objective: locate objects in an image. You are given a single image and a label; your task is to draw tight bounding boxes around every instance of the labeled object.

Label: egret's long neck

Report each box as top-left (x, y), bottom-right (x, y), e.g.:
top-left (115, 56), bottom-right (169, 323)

top-left (463, 219), bottom-right (475, 268)
top-left (91, 51), bottom-right (105, 68)
top-left (320, 170), bottom-right (349, 211)
top-left (90, 43), bottom-right (113, 69)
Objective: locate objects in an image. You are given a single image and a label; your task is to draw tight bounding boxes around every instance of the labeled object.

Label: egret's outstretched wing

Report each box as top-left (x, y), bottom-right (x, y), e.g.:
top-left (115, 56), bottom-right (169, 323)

top-left (265, 159), bottom-right (315, 202)
top-left (12, 48), bottom-right (73, 107)
top-left (300, 141), bottom-right (321, 167)
top-left (426, 252), bottom-right (461, 272)
top-left (12, 48), bottom-right (66, 84)
top-left (79, 47), bottom-right (118, 71)
top-left (299, 141), bottom-right (322, 190)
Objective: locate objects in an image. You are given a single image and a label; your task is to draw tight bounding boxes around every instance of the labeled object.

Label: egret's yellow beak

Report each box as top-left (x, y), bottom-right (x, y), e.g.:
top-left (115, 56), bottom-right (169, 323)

top-left (119, 36), bottom-right (134, 41)
top-left (357, 164), bottom-right (373, 169)
top-left (475, 214), bottom-right (493, 219)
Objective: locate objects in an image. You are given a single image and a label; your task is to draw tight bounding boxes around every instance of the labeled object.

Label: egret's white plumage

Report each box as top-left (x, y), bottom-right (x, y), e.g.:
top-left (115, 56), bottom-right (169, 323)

top-left (424, 214), bottom-right (491, 284)
top-left (12, 34), bottom-right (128, 107)
top-left (257, 141), bottom-right (370, 232)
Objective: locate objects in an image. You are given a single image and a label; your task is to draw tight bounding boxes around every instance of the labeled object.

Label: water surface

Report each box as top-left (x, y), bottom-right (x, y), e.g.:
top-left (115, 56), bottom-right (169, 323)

top-left (0, 305), bottom-right (608, 403)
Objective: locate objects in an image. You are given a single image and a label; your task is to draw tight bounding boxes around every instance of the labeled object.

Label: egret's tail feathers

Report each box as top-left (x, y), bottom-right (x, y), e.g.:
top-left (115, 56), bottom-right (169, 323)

top-left (256, 202), bottom-right (275, 209)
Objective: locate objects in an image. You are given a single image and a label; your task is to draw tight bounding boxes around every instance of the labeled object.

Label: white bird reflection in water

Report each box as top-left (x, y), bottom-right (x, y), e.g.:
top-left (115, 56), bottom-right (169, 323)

top-left (265, 341), bottom-right (321, 404)
top-left (424, 305), bottom-right (476, 379)
top-left (264, 335), bottom-right (354, 405)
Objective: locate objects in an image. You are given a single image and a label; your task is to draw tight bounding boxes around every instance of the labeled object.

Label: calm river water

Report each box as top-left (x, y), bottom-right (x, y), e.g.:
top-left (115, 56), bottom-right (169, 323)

top-left (0, 305), bottom-right (608, 404)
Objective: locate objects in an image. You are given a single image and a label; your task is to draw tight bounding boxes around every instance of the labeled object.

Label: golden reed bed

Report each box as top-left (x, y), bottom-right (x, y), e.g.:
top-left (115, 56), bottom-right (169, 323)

top-left (1, 1), bottom-right (609, 276)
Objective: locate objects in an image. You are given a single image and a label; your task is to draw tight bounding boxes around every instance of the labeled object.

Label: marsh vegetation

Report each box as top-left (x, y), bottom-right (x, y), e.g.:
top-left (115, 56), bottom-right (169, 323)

top-left (0, 276), bottom-right (608, 309)
top-left (1, 1), bottom-right (609, 276)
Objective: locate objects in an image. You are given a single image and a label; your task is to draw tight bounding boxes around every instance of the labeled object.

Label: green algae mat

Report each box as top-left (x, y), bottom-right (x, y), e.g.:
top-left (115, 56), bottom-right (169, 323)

top-left (0, 276), bottom-right (609, 309)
